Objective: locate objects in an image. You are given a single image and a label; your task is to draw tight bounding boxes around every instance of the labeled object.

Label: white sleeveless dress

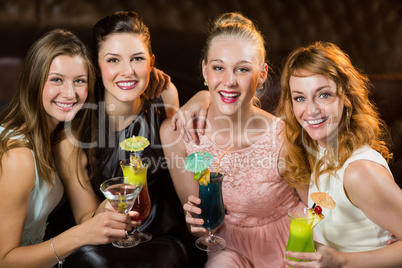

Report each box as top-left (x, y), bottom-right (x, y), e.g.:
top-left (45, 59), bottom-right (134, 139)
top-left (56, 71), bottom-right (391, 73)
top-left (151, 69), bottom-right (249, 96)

top-left (308, 146), bottom-right (390, 252)
top-left (0, 125), bottom-right (63, 246)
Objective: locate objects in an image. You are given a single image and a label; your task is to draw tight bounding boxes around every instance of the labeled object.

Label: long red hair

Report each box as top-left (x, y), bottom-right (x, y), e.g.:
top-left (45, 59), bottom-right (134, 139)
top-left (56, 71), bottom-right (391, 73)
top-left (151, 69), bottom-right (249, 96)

top-left (276, 41), bottom-right (392, 189)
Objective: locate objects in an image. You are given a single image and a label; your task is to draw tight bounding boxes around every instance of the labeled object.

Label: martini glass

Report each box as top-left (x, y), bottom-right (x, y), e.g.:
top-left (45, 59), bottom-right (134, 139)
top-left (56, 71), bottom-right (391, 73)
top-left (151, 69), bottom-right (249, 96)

top-left (120, 159), bottom-right (152, 243)
top-left (100, 176), bottom-right (142, 248)
top-left (196, 171), bottom-right (226, 251)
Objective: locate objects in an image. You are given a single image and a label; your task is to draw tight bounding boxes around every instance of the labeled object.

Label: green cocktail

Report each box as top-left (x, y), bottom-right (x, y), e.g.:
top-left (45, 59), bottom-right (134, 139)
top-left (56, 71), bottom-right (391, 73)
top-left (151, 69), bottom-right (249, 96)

top-left (286, 207), bottom-right (315, 266)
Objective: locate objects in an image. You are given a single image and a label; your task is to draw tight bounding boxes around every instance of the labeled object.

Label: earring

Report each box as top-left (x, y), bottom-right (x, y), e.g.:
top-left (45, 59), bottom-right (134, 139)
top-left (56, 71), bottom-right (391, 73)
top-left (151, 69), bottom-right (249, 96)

top-left (257, 83), bottom-right (264, 90)
top-left (204, 80), bottom-right (208, 87)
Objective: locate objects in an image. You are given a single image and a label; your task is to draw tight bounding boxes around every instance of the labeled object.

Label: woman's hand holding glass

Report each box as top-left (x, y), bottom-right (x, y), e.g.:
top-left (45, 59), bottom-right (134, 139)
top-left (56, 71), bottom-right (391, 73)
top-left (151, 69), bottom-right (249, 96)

top-left (79, 209), bottom-right (134, 245)
top-left (183, 195), bottom-right (208, 235)
top-left (102, 199), bottom-right (141, 228)
top-left (285, 242), bottom-right (345, 268)
top-left (285, 234), bottom-right (401, 268)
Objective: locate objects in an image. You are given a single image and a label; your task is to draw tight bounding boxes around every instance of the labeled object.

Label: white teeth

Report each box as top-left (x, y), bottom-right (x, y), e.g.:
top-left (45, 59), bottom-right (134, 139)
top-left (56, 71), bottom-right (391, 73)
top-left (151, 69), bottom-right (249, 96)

top-left (55, 102), bottom-right (74, 108)
top-left (117, 81), bottom-right (135, 87)
top-left (220, 92), bottom-right (240, 98)
top-left (307, 118), bottom-right (326, 125)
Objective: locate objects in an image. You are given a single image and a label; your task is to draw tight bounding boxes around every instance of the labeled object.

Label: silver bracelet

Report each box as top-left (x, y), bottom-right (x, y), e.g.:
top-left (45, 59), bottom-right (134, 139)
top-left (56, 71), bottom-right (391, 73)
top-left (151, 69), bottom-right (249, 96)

top-left (50, 238), bottom-right (64, 268)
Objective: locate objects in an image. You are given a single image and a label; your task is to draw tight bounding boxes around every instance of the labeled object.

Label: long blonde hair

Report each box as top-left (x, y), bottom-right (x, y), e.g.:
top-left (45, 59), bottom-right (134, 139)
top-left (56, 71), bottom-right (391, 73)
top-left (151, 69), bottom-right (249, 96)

top-left (0, 29), bottom-right (95, 186)
top-left (276, 41), bottom-right (392, 189)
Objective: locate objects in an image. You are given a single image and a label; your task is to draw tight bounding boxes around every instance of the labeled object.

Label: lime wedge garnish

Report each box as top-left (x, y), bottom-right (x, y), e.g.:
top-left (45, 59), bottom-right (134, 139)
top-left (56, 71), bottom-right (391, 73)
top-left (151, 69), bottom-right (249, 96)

top-left (194, 169), bottom-right (208, 181)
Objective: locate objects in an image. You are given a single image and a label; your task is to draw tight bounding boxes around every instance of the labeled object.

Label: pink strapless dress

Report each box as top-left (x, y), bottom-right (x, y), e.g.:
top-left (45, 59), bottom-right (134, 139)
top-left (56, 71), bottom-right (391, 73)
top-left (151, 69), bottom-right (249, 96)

top-left (184, 118), bottom-right (302, 268)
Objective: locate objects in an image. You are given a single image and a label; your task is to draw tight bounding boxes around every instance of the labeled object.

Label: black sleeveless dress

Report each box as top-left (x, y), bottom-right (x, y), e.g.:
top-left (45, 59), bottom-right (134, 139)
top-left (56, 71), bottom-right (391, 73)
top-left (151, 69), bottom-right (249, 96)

top-left (49, 98), bottom-right (206, 268)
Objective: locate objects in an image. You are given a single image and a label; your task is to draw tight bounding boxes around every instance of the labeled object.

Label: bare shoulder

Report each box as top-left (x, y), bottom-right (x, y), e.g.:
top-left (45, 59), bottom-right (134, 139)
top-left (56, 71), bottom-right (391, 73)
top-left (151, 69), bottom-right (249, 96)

top-left (252, 108), bottom-right (283, 139)
top-left (345, 159), bottom-right (393, 185)
top-left (2, 147), bottom-right (35, 172)
top-left (0, 147), bottom-right (36, 190)
top-left (343, 158), bottom-right (402, 239)
top-left (344, 159), bottom-right (395, 206)
top-left (254, 107), bottom-right (278, 125)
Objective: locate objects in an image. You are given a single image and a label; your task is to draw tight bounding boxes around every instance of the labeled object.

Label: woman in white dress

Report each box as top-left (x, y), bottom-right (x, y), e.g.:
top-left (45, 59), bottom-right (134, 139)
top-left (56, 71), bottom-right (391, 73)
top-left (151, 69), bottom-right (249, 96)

top-left (277, 41), bottom-right (402, 267)
top-left (0, 29), bottom-right (134, 268)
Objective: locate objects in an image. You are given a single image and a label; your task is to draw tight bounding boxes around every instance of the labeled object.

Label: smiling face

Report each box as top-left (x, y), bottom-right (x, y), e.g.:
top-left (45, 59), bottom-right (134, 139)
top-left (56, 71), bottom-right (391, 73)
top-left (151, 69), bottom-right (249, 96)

top-left (202, 36), bottom-right (267, 116)
top-left (42, 55), bottom-right (88, 130)
top-left (98, 33), bottom-right (154, 105)
top-left (290, 71), bottom-right (345, 147)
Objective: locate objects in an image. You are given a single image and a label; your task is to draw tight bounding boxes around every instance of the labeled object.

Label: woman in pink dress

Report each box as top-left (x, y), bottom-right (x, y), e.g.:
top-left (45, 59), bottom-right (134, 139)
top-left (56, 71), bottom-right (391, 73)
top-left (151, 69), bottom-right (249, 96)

top-left (161, 12), bottom-right (304, 267)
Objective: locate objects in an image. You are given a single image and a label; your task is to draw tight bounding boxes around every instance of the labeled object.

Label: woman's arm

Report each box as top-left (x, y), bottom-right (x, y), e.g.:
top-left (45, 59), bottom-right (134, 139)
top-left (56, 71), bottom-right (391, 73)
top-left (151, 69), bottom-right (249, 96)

top-left (151, 68), bottom-right (212, 133)
top-left (160, 117), bottom-right (206, 235)
top-left (341, 160), bottom-right (402, 267)
top-left (160, 83), bottom-right (179, 118)
top-left (0, 147), bottom-right (54, 267)
top-left (53, 139), bottom-right (100, 223)
top-left (160, 117), bottom-right (198, 205)
top-left (149, 67), bottom-right (171, 99)
top-left (170, 90), bottom-right (212, 144)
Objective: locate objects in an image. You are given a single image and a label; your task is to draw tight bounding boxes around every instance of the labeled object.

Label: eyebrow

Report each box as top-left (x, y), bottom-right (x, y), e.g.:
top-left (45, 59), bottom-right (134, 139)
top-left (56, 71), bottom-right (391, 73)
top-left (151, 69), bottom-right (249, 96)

top-left (48, 73), bottom-right (87, 78)
top-left (291, 85), bottom-right (332, 94)
top-left (48, 72), bottom-right (63, 76)
top-left (104, 51), bottom-right (146, 58)
top-left (209, 59), bottom-right (253, 65)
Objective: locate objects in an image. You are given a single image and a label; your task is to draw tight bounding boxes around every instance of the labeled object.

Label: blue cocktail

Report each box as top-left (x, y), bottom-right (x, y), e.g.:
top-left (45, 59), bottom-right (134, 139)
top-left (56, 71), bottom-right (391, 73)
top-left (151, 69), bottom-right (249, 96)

top-left (196, 171), bottom-right (226, 251)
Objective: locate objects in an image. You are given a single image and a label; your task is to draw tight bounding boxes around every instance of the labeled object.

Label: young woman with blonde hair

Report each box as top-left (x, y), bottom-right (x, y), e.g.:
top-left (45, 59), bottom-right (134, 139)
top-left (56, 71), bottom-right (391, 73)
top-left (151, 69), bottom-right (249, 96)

top-left (162, 12), bottom-right (303, 267)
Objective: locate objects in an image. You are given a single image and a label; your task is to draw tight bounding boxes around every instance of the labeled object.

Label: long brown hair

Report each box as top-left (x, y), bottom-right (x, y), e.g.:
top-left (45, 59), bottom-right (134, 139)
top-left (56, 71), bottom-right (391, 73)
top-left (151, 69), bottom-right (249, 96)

top-left (276, 41), bottom-right (392, 189)
top-left (0, 29), bottom-right (95, 186)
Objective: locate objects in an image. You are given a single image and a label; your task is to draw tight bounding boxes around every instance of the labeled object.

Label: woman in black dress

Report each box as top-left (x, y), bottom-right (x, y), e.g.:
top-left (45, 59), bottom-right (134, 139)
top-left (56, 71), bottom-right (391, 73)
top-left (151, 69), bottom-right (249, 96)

top-left (49, 11), bottom-right (208, 268)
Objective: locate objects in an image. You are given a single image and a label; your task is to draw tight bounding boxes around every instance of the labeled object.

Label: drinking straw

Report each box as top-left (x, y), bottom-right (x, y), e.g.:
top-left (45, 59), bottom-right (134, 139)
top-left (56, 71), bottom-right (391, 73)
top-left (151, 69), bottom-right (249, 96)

top-left (216, 144), bottom-right (233, 174)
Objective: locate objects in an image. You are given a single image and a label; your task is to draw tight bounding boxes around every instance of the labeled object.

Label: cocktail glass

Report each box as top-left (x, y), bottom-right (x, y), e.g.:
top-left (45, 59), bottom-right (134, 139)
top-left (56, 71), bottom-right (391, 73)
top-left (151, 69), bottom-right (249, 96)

top-left (120, 159), bottom-right (152, 243)
top-left (100, 176), bottom-right (142, 248)
top-left (195, 171), bottom-right (226, 251)
top-left (286, 207), bottom-right (315, 266)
